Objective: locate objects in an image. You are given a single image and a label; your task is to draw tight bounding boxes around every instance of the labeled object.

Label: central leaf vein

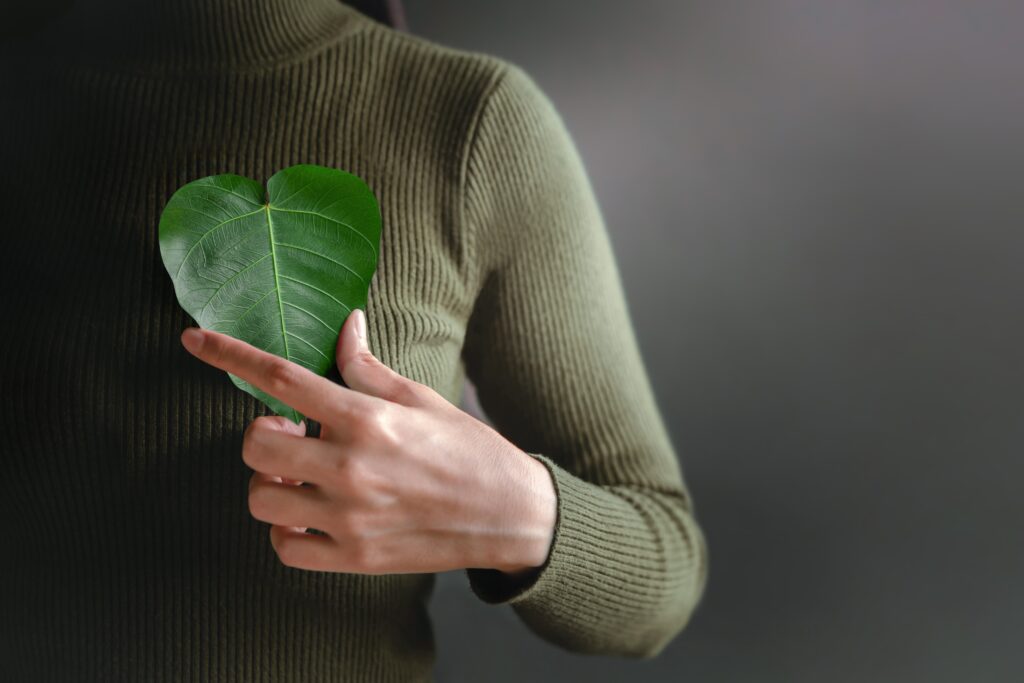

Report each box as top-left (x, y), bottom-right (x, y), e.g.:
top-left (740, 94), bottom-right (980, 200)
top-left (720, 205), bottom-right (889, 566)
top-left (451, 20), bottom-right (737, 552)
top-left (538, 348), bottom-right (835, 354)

top-left (265, 203), bottom-right (290, 363)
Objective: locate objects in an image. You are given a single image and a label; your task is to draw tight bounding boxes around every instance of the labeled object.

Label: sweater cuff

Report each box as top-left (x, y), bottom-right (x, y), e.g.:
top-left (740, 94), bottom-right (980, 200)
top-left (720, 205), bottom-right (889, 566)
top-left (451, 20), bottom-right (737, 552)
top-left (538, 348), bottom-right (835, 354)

top-left (465, 451), bottom-right (638, 606)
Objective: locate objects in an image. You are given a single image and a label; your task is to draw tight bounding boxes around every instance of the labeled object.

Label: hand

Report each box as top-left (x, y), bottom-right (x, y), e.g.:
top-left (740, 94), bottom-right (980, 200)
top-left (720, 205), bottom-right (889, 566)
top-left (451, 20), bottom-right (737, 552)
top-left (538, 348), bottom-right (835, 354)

top-left (179, 309), bottom-right (557, 577)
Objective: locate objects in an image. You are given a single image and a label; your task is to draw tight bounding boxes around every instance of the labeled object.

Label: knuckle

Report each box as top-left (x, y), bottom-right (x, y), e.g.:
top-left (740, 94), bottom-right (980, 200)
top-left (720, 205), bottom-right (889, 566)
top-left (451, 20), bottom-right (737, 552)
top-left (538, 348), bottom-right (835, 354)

top-left (417, 382), bottom-right (441, 402)
top-left (241, 422), bottom-right (270, 467)
top-left (243, 416), bottom-right (270, 443)
top-left (366, 403), bottom-right (401, 448)
top-left (266, 359), bottom-right (298, 394)
top-left (331, 456), bottom-right (367, 491)
top-left (250, 415), bottom-right (278, 433)
top-left (329, 510), bottom-right (362, 539)
top-left (207, 335), bottom-right (228, 365)
top-left (347, 540), bottom-right (378, 574)
top-left (346, 405), bottom-right (381, 445)
top-left (364, 401), bottom-right (392, 432)
top-left (271, 530), bottom-right (299, 567)
top-left (392, 380), bottom-right (423, 406)
top-left (356, 350), bottom-right (378, 368)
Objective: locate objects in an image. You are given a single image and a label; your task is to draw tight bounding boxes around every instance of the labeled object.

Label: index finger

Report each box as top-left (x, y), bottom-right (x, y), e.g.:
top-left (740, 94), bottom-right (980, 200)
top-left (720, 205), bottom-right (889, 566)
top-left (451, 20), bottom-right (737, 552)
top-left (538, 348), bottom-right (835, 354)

top-left (180, 326), bottom-right (375, 424)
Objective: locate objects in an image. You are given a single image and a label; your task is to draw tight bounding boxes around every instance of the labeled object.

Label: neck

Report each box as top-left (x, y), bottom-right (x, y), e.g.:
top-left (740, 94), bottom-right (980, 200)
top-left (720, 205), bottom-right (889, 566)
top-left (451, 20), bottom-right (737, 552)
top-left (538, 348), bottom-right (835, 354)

top-left (37, 0), bottom-right (361, 72)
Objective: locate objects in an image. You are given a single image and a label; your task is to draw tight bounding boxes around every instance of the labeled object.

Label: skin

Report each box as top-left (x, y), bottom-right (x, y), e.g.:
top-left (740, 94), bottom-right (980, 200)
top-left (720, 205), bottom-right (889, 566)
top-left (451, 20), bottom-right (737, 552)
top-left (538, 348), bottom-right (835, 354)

top-left (179, 308), bottom-right (557, 580)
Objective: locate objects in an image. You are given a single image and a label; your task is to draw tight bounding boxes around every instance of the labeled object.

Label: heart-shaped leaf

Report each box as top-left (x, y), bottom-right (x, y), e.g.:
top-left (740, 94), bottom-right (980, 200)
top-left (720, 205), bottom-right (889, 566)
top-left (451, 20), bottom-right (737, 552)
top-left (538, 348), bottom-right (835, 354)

top-left (158, 164), bottom-right (381, 424)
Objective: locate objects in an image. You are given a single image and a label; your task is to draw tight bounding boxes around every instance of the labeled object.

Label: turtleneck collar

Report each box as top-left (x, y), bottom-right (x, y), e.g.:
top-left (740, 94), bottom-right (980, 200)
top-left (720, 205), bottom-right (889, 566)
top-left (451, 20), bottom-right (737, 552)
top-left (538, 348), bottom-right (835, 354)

top-left (32, 0), bottom-right (365, 73)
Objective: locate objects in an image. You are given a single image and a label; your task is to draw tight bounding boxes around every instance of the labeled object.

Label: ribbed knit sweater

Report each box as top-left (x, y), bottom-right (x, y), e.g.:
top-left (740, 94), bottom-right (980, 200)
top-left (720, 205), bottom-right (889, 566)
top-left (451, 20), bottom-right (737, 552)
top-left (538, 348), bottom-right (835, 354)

top-left (0, 1), bottom-right (708, 680)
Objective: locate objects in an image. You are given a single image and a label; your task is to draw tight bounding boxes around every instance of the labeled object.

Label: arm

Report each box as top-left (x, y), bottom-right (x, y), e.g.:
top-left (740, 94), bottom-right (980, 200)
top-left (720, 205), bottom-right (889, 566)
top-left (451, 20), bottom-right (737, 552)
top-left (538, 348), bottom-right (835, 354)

top-left (459, 62), bottom-right (709, 658)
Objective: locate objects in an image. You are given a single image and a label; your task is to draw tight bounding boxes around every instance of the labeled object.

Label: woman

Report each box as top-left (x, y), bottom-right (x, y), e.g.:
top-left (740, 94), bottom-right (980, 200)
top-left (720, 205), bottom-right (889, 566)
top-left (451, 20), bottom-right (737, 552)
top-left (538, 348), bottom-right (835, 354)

top-left (0, 0), bottom-right (707, 680)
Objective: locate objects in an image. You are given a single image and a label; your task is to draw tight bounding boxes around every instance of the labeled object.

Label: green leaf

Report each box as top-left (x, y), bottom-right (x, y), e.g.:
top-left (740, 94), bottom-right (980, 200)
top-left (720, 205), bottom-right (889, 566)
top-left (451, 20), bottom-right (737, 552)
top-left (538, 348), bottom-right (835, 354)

top-left (158, 164), bottom-right (381, 424)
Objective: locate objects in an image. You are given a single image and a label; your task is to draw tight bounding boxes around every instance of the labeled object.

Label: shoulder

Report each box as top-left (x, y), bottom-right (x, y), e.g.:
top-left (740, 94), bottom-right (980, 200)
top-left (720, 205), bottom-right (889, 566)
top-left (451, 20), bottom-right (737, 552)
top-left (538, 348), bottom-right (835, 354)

top-left (348, 20), bottom-right (555, 134)
top-left (354, 19), bottom-right (506, 83)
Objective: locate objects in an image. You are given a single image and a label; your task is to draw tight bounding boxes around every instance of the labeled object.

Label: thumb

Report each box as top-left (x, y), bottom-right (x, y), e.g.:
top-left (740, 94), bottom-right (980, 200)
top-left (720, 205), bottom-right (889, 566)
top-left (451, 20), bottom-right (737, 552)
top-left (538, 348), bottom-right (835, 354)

top-left (336, 309), bottom-right (427, 407)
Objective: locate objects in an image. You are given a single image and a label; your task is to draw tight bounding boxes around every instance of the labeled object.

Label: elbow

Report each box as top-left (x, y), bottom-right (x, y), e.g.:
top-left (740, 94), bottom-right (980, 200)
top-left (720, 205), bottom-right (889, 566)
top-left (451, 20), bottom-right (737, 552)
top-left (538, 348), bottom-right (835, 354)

top-left (630, 611), bottom-right (698, 660)
top-left (538, 547), bottom-right (709, 660)
top-left (511, 480), bottom-right (710, 659)
top-left (623, 531), bottom-right (710, 659)
top-left (516, 588), bottom-right (700, 659)
top-left (547, 592), bottom-right (703, 660)
top-left (622, 582), bottom-right (706, 659)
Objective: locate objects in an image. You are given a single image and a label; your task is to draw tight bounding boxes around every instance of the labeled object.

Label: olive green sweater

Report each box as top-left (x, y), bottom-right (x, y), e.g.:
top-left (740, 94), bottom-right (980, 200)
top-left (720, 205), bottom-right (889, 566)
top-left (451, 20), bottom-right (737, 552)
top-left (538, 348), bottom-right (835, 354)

top-left (0, 1), bottom-right (707, 680)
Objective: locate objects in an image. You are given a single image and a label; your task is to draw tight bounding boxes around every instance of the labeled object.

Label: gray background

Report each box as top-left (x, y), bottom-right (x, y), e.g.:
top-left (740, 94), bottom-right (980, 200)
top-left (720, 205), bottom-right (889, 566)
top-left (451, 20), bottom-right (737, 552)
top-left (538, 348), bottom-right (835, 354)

top-left (402, 1), bottom-right (1024, 682)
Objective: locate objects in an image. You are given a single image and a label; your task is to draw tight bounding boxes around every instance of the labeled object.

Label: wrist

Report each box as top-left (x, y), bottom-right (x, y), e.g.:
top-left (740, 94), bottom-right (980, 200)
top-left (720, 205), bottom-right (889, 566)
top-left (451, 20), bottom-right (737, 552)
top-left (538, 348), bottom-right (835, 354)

top-left (489, 451), bottom-right (557, 574)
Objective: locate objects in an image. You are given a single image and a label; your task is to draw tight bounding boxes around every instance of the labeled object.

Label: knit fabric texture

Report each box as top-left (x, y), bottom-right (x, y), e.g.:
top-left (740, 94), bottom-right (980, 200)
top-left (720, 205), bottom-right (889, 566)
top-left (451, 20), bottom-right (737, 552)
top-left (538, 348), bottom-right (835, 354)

top-left (0, 1), bottom-right (708, 680)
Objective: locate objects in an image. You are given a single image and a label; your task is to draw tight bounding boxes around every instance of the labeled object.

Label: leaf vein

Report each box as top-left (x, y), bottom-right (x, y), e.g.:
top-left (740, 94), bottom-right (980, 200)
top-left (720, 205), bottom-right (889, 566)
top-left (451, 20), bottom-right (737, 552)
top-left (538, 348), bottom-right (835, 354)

top-left (278, 274), bottom-right (352, 312)
top-left (286, 332), bottom-right (332, 361)
top-left (272, 179), bottom-right (316, 207)
top-left (174, 207), bottom-right (265, 278)
top-left (206, 183), bottom-right (263, 207)
top-left (209, 287), bottom-right (277, 328)
top-left (265, 204), bottom-right (291, 364)
top-left (283, 301), bottom-right (335, 332)
top-left (273, 241), bottom-right (368, 286)
top-left (270, 207), bottom-right (378, 259)
top-left (196, 252), bottom-right (272, 321)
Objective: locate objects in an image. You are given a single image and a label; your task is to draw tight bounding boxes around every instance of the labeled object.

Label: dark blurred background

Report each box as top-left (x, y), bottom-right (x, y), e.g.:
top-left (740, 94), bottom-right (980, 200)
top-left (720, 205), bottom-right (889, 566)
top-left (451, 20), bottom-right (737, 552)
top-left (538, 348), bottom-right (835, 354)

top-left (400, 1), bottom-right (1024, 682)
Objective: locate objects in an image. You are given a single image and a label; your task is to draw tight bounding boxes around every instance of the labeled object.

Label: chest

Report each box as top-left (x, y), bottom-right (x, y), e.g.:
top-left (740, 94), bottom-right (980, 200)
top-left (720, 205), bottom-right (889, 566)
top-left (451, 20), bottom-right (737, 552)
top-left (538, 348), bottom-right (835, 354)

top-left (0, 115), bottom-right (480, 482)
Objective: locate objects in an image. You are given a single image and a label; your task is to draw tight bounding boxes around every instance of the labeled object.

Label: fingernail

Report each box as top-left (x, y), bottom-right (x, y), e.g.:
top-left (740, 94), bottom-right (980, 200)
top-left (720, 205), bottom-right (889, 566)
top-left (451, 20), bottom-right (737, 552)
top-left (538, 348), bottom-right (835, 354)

top-left (354, 309), bottom-right (367, 345)
top-left (181, 327), bottom-right (204, 353)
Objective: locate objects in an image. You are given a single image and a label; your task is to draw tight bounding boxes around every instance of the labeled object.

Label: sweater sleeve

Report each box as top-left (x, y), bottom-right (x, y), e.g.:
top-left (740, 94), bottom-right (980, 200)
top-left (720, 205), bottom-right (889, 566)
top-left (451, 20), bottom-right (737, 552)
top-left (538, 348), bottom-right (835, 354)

top-left (458, 61), bottom-right (709, 658)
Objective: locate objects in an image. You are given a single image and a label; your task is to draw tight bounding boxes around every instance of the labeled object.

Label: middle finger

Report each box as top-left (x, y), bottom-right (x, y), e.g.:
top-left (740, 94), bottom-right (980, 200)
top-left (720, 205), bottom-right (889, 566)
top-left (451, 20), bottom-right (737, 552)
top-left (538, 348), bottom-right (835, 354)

top-left (248, 472), bottom-right (331, 529)
top-left (243, 424), bottom-right (341, 485)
